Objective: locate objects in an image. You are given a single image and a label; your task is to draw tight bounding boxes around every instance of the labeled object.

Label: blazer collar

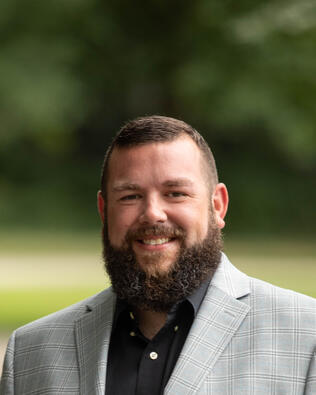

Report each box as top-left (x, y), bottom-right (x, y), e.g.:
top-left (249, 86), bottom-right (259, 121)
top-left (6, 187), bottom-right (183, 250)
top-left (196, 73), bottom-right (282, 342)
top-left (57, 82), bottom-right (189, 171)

top-left (211, 252), bottom-right (250, 299)
top-left (75, 288), bottom-right (116, 395)
top-left (165, 254), bottom-right (251, 395)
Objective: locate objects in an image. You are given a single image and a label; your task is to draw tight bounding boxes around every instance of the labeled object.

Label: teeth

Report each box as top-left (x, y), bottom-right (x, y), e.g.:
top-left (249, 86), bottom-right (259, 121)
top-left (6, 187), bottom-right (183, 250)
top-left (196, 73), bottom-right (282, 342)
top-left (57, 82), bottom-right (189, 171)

top-left (142, 238), bottom-right (170, 245)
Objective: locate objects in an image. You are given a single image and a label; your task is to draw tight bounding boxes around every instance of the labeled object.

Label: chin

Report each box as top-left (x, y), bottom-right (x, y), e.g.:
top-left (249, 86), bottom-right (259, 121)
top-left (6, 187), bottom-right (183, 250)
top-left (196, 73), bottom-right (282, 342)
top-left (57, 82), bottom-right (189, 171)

top-left (137, 255), bottom-right (176, 278)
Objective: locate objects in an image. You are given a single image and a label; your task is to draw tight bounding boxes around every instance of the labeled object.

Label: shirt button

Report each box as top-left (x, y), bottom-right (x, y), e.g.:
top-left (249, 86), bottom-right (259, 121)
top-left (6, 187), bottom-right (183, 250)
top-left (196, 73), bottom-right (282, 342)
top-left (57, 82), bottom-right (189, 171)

top-left (130, 331), bottom-right (136, 337)
top-left (149, 351), bottom-right (158, 360)
top-left (174, 325), bottom-right (179, 332)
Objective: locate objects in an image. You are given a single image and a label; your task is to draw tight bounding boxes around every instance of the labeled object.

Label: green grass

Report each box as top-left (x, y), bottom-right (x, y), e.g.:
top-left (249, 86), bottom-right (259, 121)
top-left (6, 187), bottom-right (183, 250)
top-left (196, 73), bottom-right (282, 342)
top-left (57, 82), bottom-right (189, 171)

top-left (0, 287), bottom-right (105, 330)
top-left (0, 231), bottom-right (315, 332)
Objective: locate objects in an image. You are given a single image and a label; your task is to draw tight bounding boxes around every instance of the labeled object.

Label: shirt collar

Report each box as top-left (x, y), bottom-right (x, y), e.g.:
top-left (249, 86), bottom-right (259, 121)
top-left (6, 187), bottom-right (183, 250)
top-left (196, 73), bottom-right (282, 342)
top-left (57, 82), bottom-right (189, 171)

top-left (112, 276), bottom-right (211, 331)
top-left (186, 275), bottom-right (211, 316)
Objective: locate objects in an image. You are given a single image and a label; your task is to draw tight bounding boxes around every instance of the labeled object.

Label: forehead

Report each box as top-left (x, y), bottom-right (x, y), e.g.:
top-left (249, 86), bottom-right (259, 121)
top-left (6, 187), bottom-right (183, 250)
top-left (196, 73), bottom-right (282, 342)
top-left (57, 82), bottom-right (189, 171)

top-left (107, 136), bottom-right (206, 186)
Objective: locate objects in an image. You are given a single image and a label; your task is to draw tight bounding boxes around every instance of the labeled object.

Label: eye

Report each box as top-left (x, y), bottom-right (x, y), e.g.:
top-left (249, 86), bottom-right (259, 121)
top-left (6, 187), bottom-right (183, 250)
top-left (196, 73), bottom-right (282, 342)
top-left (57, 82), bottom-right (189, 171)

top-left (120, 194), bottom-right (142, 201)
top-left (166, 192), bottom-right (187, 198)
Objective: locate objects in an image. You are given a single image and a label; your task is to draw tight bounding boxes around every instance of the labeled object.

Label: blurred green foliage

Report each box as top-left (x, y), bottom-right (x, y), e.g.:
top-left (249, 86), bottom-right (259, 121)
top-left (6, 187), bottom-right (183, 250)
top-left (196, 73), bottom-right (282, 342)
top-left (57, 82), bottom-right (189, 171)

top-left (0, 0), bottom-right (315, 235)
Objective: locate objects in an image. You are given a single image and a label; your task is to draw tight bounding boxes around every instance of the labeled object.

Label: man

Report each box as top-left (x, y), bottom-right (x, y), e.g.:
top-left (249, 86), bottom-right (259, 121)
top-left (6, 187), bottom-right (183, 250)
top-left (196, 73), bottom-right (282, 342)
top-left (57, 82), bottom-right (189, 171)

top-left (1, 116), bottom-right (316, 394)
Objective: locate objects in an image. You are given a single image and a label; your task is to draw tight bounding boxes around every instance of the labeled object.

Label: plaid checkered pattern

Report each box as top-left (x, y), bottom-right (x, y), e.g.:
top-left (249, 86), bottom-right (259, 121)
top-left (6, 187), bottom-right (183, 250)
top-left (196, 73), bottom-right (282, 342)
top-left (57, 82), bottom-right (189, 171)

top-left (1, 253), bottom-right (316, 394)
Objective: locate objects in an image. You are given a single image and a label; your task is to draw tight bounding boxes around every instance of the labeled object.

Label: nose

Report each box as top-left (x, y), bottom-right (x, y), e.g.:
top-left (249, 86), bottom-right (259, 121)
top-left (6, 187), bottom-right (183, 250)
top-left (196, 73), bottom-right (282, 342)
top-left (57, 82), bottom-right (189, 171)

top-left (138, 196), bottom-right (167, 225)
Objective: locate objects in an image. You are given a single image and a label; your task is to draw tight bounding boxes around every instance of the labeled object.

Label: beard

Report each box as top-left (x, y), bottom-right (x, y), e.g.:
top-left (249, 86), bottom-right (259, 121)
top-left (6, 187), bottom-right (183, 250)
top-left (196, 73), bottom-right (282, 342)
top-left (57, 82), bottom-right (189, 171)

top-left (102, 216), bottom-right (223, 312)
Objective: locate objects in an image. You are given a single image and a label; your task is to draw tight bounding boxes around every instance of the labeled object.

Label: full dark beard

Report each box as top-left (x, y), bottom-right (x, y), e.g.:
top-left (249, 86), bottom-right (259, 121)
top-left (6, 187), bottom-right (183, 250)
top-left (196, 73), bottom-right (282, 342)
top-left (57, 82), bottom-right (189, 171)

top-left (102, 221), bottom-right (222, 312)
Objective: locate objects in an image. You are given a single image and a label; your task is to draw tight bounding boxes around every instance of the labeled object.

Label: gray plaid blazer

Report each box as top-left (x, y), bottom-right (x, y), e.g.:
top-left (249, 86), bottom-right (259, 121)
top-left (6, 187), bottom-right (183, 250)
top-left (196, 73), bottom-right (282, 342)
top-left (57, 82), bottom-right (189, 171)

top-left (1, 254), bottom-right (316, 394)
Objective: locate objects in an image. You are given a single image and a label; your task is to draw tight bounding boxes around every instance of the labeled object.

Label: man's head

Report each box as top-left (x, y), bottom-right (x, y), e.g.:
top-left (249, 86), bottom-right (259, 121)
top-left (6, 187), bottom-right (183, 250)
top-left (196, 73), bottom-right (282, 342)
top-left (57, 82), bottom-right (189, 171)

top-left (98, 115), bottom-right (228, 311)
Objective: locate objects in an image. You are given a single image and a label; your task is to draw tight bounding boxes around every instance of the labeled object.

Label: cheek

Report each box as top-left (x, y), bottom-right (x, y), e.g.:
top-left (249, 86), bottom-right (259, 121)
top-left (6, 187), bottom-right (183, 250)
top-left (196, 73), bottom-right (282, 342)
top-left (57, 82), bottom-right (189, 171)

top-left (107, 208), bottom-right (138, 244)
top-left (187, 218), bottom-right (209, 245)
top-left (172, 206), bottom-right (209, 244)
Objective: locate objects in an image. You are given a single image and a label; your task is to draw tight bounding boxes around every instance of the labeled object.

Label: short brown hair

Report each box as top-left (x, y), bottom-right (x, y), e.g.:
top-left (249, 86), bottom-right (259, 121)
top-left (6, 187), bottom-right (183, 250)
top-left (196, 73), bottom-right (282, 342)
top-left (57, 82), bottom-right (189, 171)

top-left (100, 115), bottom-right (218, 197)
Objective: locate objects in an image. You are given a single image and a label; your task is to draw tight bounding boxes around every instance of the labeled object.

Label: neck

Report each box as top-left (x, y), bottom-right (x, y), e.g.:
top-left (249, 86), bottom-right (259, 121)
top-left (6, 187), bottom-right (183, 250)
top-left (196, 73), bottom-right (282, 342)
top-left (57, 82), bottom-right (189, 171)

top-left (135, 308), bottom-right (168, 340)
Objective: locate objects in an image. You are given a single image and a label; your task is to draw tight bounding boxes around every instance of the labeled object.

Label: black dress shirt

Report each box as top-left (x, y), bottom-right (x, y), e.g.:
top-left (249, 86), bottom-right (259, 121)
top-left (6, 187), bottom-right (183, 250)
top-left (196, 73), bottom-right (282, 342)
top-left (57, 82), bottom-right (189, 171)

top-left (105, 278), bottom-right (210, 395)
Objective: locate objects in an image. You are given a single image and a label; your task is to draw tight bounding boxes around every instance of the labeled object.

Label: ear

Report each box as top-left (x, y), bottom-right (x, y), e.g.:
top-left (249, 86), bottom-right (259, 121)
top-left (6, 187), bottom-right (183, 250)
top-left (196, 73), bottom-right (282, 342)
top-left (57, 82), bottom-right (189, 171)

top-left (212, 183), bottom-right (229, 229)
top-left (97, 190), bottom-right (105, 224)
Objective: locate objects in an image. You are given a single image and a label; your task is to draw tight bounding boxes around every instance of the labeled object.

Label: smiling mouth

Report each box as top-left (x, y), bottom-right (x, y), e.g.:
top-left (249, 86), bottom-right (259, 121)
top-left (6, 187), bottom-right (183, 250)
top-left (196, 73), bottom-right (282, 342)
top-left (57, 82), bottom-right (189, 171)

top-left (138, 238), bottom-right (174, 245)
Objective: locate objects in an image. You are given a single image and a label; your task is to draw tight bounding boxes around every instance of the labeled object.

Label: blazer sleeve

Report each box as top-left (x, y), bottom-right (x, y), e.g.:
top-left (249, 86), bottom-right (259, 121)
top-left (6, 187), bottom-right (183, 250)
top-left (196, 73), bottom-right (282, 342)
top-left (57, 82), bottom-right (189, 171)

top-left (0, 331), bottom-right (15, 395)
top-left (305, 348), bottom-right (316, 395)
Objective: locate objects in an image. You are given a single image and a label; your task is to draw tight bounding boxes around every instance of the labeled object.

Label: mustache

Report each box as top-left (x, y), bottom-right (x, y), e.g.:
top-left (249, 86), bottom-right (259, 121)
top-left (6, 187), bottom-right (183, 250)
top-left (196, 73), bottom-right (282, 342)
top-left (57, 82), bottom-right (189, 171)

top-left (125, 224), bottom-right (186, 242)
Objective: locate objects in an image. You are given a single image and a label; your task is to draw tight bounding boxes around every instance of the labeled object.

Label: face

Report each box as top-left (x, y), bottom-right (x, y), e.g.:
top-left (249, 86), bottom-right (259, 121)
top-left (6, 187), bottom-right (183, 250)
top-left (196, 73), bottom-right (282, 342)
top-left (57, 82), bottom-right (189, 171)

top-left (98, 135), bottom-right (229, 311)
top-left (104, 136), bottom-right (215, 275)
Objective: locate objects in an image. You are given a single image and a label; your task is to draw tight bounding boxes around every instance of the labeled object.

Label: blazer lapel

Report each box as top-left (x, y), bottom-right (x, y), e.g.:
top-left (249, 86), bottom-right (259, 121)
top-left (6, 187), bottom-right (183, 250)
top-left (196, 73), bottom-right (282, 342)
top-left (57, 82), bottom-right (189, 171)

top-left (165, 254), bottom-right (251, 395)
top-left (75, 288), bottom-right (116, 395)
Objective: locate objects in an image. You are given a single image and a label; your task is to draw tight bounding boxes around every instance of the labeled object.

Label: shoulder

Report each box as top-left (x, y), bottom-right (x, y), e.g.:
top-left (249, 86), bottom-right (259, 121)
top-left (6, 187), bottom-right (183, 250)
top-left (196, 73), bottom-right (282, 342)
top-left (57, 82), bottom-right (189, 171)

top-left (213, 253), bottom-right (316, 324)
top-left (215, 253), bottom-right (316, 310)
top-left (249, 275), bottom-right (316, 309)
top-left (13, 287), bottom-right (115, 340)
top-left (246, 277), bottom-right (316, 329)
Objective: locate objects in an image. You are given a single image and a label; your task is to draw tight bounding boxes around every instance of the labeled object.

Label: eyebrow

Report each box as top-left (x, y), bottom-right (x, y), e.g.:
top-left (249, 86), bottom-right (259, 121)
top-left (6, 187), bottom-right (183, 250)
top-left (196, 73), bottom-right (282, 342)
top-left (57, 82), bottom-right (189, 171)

top-left (162, 178), bottom-right (194, 187)
top-left (112, 178), bottom-right (194, 192)
top-left (112, 183), bottom-right (141, 192)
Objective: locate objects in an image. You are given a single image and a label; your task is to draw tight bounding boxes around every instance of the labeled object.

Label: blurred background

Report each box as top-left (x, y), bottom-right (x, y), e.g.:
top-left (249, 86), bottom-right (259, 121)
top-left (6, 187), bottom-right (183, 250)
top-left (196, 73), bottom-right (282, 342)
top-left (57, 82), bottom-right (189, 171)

top-left (1, 0), bottom-right (316, 370)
